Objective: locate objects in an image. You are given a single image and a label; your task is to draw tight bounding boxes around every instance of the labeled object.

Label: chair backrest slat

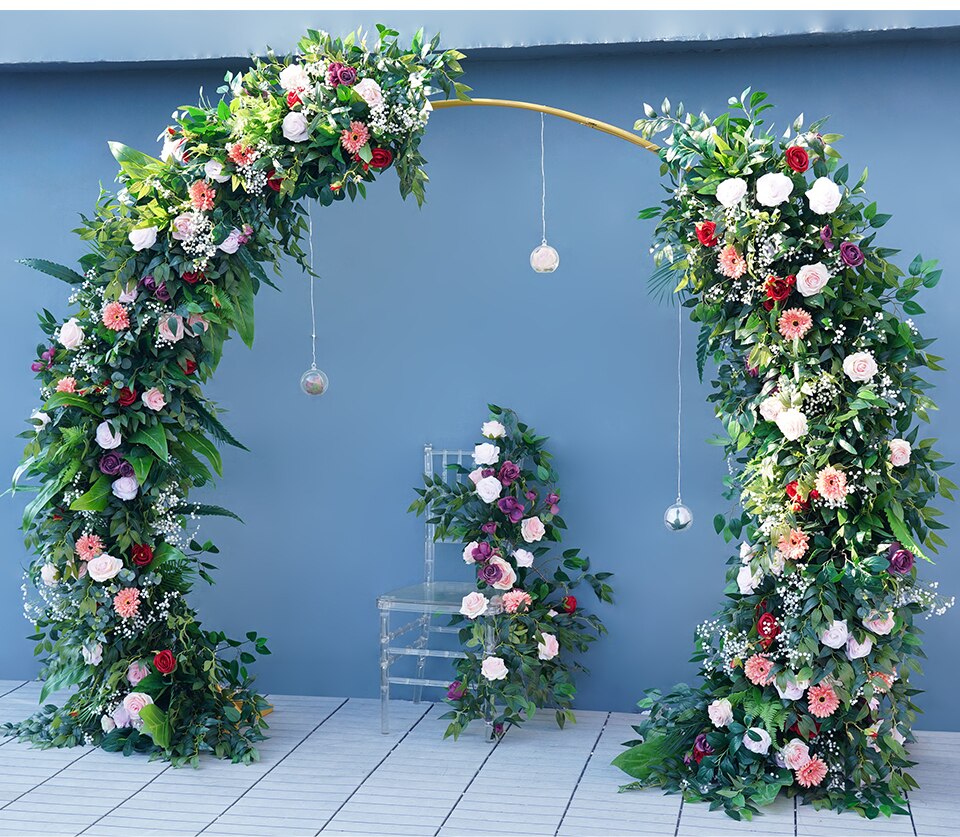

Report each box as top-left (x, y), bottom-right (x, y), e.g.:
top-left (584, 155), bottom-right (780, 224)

top-left (423, 443), bottom-right (472, 585)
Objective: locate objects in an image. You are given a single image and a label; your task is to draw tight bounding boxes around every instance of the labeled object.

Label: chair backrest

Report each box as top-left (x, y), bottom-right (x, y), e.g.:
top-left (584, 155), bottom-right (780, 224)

top-left (423, 443), bottom-right (473, 585)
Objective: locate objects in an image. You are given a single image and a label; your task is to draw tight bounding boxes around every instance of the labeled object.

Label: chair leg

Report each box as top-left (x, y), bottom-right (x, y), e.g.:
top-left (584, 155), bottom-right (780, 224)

top-left (413, 614), bottom-right (428, 704)
top-left (380, 608), bottom-right (390, 734)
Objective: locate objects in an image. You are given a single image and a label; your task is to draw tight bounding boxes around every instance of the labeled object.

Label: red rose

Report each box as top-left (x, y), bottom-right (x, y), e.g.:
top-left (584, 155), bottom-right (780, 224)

top-left (131, 544), bottom-right (154, 567)
top-left (286, 91), bottom-right (301, 108)
top-left (118, 387), bottom-right (137, 407)
top-left (181, 270), bottom-right (204, 285)
top-left (695, 221), bottom-right (718, 248)
top-left (561, 595), bottom-right (577, 614)
top-left (762, 299), bottom-right (775, 311)
top-left (153, 650), bottom-right (177, 675)
top-left (181, 359), bottom-right (198, 375)
top-left (785, 146), bottom-right (810, 174)
top-left (266, 169), bottom-right (283, 192)
top-left (764, 274), bottom-right (795, 303)
top-left (786, 480), bottom-right (814, 512)
top-left (369, 147), bottom-right (394, 169)
top-left (757, 612), bottom-right (780, 649)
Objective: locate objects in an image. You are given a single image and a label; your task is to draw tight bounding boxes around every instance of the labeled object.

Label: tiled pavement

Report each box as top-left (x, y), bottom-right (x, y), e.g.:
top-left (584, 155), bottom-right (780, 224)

top-left (0, 680), bottom-right (949, 836)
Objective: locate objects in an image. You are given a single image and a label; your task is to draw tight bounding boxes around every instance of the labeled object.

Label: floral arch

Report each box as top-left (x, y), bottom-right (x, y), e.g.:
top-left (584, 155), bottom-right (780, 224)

top-left (7, 24), bottom-right (952, 822)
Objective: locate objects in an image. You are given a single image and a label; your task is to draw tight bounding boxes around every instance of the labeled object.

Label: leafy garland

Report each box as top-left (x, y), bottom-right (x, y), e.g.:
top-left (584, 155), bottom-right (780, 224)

top-left (410, 406), bottom-right (613, 738)
top-left (8, 27), bottom-right (466, 764)
top-left (614, 91), bottom-right (954, 819)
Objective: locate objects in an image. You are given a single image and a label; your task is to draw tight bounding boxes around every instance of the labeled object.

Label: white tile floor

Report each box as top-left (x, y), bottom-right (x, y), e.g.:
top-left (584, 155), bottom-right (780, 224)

top-left (0, 679), bottom-right (952, 836)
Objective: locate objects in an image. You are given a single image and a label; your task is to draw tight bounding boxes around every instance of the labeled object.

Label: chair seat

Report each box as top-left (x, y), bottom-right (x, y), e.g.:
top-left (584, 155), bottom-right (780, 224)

top-left (377, 581), bottom-right (503, 615)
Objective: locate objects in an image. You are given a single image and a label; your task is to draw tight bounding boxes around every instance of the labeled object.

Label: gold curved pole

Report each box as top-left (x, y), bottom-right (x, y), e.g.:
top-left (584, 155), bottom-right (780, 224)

top-left (431, 98), bottom-right (660, 153)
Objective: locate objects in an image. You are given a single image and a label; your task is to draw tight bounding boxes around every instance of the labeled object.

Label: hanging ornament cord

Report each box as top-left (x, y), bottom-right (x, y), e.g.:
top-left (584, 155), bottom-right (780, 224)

top-left (539, 112), bottom-right (548, 245)
top-left (308, 209), bottom-right (317, 371)
top-left (675, 300), bottom-right (683, 505)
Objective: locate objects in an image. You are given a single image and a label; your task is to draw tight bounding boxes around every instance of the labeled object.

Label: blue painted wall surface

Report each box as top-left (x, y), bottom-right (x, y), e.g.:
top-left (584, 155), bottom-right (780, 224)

top-left (1, 26), bottom-right (958, 729)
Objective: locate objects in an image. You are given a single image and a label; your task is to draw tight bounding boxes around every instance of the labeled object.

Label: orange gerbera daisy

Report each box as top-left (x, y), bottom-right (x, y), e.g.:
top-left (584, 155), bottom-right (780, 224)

top-left (189, 180), bottom-right (216, 211)
top-left (102, 301), bottom-right (130, 331)
top-left (718, 244), bottom-right (747, 279)
top-left (796, 756), bottom-right (828, 787)
top-left (777, 528), bottom-right (810, 561)
top-left (807, 683), bottom-right (840, 718)
top-left (340, 120), bottom-right (370, 155)
top-left (227, 143), bottom-right (256, 167)
top-left (744, 654), bottom-right (774, 686)
top-left (815, 465), bottom-right (848, 504)
top-left (113, 587), bottom-right (141, 619)
top-left (778, 307), bottom-right (813, 340)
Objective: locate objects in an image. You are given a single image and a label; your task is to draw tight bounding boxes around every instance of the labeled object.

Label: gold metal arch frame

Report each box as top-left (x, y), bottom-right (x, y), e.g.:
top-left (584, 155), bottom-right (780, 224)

top-left (432, 98), bottom-right (661, 153)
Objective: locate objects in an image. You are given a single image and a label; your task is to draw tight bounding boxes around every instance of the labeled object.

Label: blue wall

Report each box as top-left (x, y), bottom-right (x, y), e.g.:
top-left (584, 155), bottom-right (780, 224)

top-left (1, 25), bottom-right (958, 730)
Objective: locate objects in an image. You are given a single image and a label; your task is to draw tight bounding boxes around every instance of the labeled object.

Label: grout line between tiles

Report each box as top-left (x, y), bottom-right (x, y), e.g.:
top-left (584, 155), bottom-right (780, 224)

top-left (554, 711), bottom-right (610, 837)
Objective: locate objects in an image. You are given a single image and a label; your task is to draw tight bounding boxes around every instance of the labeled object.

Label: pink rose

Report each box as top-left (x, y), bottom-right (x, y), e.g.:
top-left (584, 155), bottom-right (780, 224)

top-left (759, 396), bottom-right (782, 422)
top-left (863, 611), bottom-right (896, 636)
top-left (520, 516), bottom-right (545, 543)
top-left (187, 313), bottom-right (209, 335)
top-left (218, 228), bottom-right (243, 254)
top-left (127, 661), bottom-right (151, 685)
top-left (170, 213), bottom-right (197, 241)
top-left (158, 314), bottom-right (185, 343)
top-left (513, 549), bottom-right (535, 568)
top-left (889, 439), bottom-right (911, 467)
top-left (142, 387), bottom-right (166, 411)
top-left (842, 351), bottom-right (878, 383)
top-left (122, 691), bottom-right (154, 727)
top-left (468, 468), bottom-right (483, 485)
top-left (537, 632), bottom-right (560, 661)
top-left (481, 656), bottom-right (508, 681)
top-left (459, 591), bottom-right (489, 620)
top-left (796, 263), bottom-right (831, 297)
top-left (781, 738), bottom-right (811, 770)
top-left (487, 556), bottom-right (517, 591)
top-left (462, 541), bottom-right (478, 564)
top-left (111, 703), bottom-right (132, 729)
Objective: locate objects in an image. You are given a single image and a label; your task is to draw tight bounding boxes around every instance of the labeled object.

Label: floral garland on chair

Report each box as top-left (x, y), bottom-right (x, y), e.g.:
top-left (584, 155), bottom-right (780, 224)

top-left (8, 27), bottom-right (466, 764)
top-left (410, 406), bottom-right (613, 738)
top-left (614, 92), bottom-right (954, 819)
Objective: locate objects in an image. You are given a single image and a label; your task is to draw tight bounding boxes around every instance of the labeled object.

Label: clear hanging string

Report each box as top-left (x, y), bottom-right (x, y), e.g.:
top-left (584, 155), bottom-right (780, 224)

top-left (308, 208), bottom-right (317, 371)
top-left (529, 114), bottom-right (559, 274)
top-left (539, 112), bottom-right (547, 245)
top-left (675, 299), bottom-right (683, 504)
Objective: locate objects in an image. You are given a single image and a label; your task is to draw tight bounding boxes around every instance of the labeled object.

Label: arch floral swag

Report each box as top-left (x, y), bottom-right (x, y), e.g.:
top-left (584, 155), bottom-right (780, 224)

top-left (5, 23), bottom-right (953, 821)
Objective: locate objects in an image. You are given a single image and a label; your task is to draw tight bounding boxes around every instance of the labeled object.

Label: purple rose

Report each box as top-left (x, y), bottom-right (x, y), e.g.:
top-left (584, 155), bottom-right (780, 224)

top-left (139, 275), bottom-right (156, 293)
top-left (820, 225), bottom-right (834, 251)
top-left (118, 461), bottom-right (135, 479)
top-left (99, 452), bottom-right (123, 476)
top-left (337, 65), bottom-right (357, 86)
top-left (472, 542), bottom-right (494, 563)
top-left (41, 348), bottom-right (55, 362)
top-left (139, 274), bottom-right (170, 301)
top-left (840, 242), bottom-right (864, 268)
top-left (478, 562), bottom-right (503, 585)
top-left (887, 542), bottom-right (915, 575)
top-left (692, 732), bottom-right (713, 764)
top-left (30, 361), bottom-right (44, 373)
top-left (481, 522), bottom-right (498, 535)
top-left (447, 680), bottom-right (467, 701)
top-left (525, 490), bottom-right (538, 502)
top-left (546, 493), bottom-right (561, 515)
top-left (154, 282), bottom-right (171, 302)
top-left (481, 468), bottom-right (495, 479)
top-left (498, 461), bottom-right (521, 487)
top-left (497, 496), bottom-right (525, 524)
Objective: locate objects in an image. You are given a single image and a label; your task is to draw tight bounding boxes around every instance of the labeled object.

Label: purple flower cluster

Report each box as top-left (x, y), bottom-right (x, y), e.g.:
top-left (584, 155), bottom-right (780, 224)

top-left (446, 680), bottom-right (467, 701)
top-left (820, 225), bottom-right (834, 251)
top-left (546, 493), bottom-right (561, 515)
top-left (99, 452), bottom-right (134, 478)
top-left (840, 242), bottom-right (864, 268)
top-left (887, 542), bottom-right (915, 575)
top-left (30, 347), bottom-right (56, 373)
top-left (326, 62), bottom-right (357, 87)
top-left (497, 496), bottom-right (525, 524)
top-left (139, 274), bottom-right (170, 302)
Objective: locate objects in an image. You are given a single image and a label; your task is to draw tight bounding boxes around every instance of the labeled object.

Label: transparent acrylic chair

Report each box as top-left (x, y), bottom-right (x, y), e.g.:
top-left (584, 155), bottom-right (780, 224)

top-left (377, 444), bottom-right (502, 737)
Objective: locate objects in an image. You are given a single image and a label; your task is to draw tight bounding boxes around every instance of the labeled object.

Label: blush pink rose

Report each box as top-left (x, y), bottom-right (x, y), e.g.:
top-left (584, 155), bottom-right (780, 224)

top-left (459, 591), bottom-right (489, 620)
top-left (537, 632), bottom-right (560, 660)
top-left (187, 313), bottom-right (209, 334)
top-left (126, 661), bottom-right (151, 685)
top-left (781, 738), bottom-right (811, 770)
top-left (513, 549), bottom-right (535, 568)
top-left (888, 439), bottom-right (911, 467)
top-left (122, 691), bottom-right (154, 726)
top-left (481, 656), bottom-right (508, 681)
top-left (842, 351), bottom-right (878, 383)
top-left (520, 516), bottom-right (546, 543)
top-left (462, 541), bottom-right (479, 564)
top-left (487, 556), bottom-right (517, 591)
top-left (863, 611), bottom-right (896, 636)
top-left (142, 387), bottom-right (167, 411)
top-left (158, 314), bottom-right (185, 343)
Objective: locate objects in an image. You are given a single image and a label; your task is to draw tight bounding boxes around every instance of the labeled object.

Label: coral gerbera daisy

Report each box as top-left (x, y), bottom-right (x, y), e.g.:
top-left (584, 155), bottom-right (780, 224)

top-left (795, 756), bottom-right (828, 787)
top-left (778, 307), bottom-right (813, 340)
top-left (102, 301), bottom-right (130, 332)
top-left (340, 120), bottom-right (370, 155)
top-left (75, 533), bottom-right (105, 561)
top-left (55, 377), bottom-right (77, 393)
top-left (744, 654), bottom-right (774, 686)
top-left (777, 528), bottom-right (810, 561)
top-left (502, 590), bottom-right (533, 614)
top-left (188, 180), bottom-right (216, 211)
top-left (718, 244), bottom-right (747, 279)
top-left (113, 587), bottom-right (141, 619)
top-left (807, 683), bottom-right (840, 718)
top-left (227, 143), bottom-right (255, 167)
top-left (815, 465), bottom-right (848, 505)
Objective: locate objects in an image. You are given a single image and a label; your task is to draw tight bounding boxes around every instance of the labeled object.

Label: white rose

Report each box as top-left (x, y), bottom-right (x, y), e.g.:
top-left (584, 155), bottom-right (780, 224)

top-left (843, 351), bottom-right (878, 383)
top-left (40, 563), bottom-right (58, 587)
top-left (467, 468), bottom-right (483, 485)
top-left (775, 408), bottom-right (808, 441)
top-left (805, 177), bottom-right (842, 215)
top-left (480, 420), bottom-right (506, 439)
top-left (475, 476), bottom-right (503, 504)
top-left (889, 439), bottom-right (911, 467)
top-left (30, 410), bottom-right (51, 431)
top-left (707, 698), bottom-right (733, 728)
top-left (59, 318), bottom-right (85, 350)
top-left (460, 591), bottom-right (489, 620)
top-left (473, 443), bottom-right (500, 466)
top-left (218, 228), bottom-right (242, 254)
top-left (160, 135), bottom-right (185, 164)
top-left (781, 738), bottom-right (811, 770)
top-left (743, 727), bottom-right (772, 755)
top-left (767, 550), bottom-right (786, 577)
top-left (846, 634), bottom-right (873, 660)
top-left (820, 619), bottom-right (849, 649)
top-left (737, 564), bottom-right (761, 595)
top-left (715, 177), bottom-right (747, 208)
top-left (462, 542), bottom-right (478, 564)
top-left (96, 421), bottom-right (122, 450)
top-left (537, 632), bottom-right (560, 661)
top-left (891, 727), bottom-right (906, 746)
top-left (759, 396), bottom-right (783, 422)
top-left (513, 549), bottom-right (535, 568)
top-left (739, 542), bottom-right (757, 563)
top-left (354, 78), bottom-right (384, 110)
top-left (279, 64), bottom-right (311, 92)
top-left (774, 676), bottom-right (809, 701)
top-left (111, 476), bottom-right (139, 502)
top-left (81, 642), bottom-right (103, 666)
top-left (87, 554), bottom-right (123, 582)
top-left (204, 160), bottom-right (231, 183)
top-left (796, 262), bottom-right (831, 297)
top-left (100, 714), bottom-right (116, 733)
top-left (755, 172), bottom-right (794, 207)
top-left (282, 111), bottom-right (310, 143)
top-left (481, 656), bottom-right (508, 681)
top-left (128, 226), bottom-right (158, 252)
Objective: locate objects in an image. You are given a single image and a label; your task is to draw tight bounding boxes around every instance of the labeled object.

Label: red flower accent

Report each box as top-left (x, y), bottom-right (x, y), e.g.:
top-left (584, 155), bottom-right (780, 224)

top-left (785, 146), bottom-right (810, 173)
top-left (181, 359), bottom-right (198, 376)
top-left (266, 169), bottom-right (283, 192)
top-left (757, 612), bottom-right (780, 649)
top-left (131, 544), bottom-right (154, 567)
top-left (286, 91), bottom-right (302, 108)
top-left (764, 274), bottom-right (795, 303)
top-left (118, 387), bottom-right (137, 407)
top-left (695, 221), bottom-right (719, 247)
top-left (561, 595), bottom-right (577, 614)
top-left (181, 270), bottom-right (204, 285)
top-left (369, 147), bottom-right (394, 169)
top-left (153, 650), bottom-right (177, 675)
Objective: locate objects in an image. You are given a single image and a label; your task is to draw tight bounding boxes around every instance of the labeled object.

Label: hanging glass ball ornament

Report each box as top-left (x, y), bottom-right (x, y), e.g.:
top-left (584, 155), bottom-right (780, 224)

top-left (300, 366), bottom-right (329, 397)
top-left (530, 243), bottom-right (560, 273)
top-left (664, 498), bottom-right (693, 532)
